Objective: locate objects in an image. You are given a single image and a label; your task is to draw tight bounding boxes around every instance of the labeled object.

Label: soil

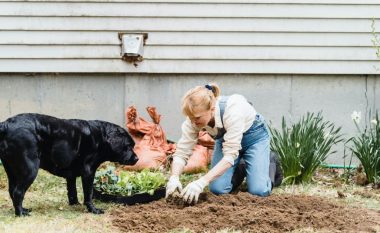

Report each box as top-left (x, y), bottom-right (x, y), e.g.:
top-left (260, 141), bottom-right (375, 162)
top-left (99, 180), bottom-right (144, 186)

top-left (165, 191), bottom-right (187, 207)
top-left (110, 192), bottom-right (380, 233)
top-left (165, 190), bottom-right (208, 208)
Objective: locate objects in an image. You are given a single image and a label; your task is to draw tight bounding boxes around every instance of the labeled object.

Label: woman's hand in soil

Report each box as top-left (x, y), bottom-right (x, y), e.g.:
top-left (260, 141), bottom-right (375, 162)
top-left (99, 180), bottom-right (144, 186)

top-left (181, 177), bottom-right (208, 204)
top-left (166, 175), bottom-right (183, 198)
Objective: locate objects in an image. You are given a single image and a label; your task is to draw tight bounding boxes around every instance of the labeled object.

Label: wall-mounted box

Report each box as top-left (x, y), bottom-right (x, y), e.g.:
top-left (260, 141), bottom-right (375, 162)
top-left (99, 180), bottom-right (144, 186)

top-left (121, 34), bottom-right (144, 57)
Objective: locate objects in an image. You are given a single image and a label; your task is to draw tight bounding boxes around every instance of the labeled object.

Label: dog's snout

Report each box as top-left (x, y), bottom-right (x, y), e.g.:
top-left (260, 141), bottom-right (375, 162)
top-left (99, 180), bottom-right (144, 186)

top-left (125, 155), bottom-right (138, 166)
top-left (123, 149), bottom-right (138, 165)
top-left (131, 156), bottom-right (139, 165)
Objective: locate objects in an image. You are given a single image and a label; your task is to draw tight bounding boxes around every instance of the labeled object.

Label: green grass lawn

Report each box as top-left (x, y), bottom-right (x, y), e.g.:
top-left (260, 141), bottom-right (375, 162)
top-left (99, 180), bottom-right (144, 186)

top-left (0, 165), bottom-right (379, 233)
top-left (0, 166), bottom-right (119, 233)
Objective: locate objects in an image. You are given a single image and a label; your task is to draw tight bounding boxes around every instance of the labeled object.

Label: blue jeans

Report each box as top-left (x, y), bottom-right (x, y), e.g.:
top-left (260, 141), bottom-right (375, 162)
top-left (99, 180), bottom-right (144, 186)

top-left (209, 114), bottom-right (272, 197)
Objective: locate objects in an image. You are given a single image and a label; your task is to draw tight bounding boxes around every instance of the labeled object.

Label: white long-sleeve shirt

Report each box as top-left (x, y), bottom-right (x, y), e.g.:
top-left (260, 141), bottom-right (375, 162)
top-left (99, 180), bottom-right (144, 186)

top-left (173, 94), bottom-right (257, 166)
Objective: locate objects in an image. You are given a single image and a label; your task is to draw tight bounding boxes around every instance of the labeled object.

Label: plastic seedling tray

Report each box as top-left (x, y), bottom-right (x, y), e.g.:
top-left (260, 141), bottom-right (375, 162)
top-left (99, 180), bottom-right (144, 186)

top-left (93, 187), bottom-right (165, 205)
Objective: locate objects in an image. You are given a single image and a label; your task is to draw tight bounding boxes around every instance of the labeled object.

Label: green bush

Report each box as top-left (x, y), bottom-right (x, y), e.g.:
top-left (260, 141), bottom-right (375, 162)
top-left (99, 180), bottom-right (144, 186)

top-left (270, 112), bottom-right (343, 184)
top-left (349, 111), bottom-right (380, 184)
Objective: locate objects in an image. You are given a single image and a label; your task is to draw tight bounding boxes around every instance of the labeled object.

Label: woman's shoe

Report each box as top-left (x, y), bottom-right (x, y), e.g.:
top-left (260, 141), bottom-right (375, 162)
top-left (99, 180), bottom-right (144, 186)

top-left (270, 151), bottom-right (283, 188)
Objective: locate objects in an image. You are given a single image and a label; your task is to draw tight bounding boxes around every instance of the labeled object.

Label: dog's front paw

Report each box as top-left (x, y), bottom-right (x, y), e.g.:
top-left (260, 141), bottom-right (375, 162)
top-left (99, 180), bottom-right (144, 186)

top-left (15, 208), bottom-right (31, 217)
top-left (22, 208), bottom-right (32, 214)
top-left (85, 203), bottom-right (104, 214)
top-left (89, 207), bottom-right (104, 214)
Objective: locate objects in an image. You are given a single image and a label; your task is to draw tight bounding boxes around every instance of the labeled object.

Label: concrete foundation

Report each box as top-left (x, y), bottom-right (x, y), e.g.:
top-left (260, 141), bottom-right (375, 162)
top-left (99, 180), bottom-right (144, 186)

top-left (1, 74), bottom-right (378, 165)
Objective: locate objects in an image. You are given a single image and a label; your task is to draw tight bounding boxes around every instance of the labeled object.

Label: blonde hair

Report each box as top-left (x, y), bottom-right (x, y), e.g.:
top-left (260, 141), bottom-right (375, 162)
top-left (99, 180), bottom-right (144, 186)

top-left (182, 83), bottom-right (221, 117)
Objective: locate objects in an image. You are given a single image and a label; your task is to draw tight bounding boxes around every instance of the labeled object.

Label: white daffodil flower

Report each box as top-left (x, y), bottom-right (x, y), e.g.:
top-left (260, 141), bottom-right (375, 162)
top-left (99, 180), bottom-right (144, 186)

top-left (371, 119), bottom-right (378, 125)
top-left (295, 142), bottom-right (300, 148)
top-left (351, 111), bottom-right (361, 123)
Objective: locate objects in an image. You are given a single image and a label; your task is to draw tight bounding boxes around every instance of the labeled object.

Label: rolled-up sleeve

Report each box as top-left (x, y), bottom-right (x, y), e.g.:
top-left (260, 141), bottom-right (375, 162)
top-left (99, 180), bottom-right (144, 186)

top-left (172, 118), bottom-right (199, 165)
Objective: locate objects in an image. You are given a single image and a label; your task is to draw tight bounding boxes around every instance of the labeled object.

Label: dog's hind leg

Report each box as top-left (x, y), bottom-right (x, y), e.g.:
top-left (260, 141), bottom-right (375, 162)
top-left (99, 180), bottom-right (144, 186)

top-left (13, 172), bottom-right (38, 216)
top-left (3, 128), bottom-right (41, 216)
top-left (66, 177), bottom-right (79, 205)
top-left (2, 161), bottom-right (17, 204)
top-left (10, 157), bottom-right (39, 216)
top-left (1, 160), bottom-right (32, 215)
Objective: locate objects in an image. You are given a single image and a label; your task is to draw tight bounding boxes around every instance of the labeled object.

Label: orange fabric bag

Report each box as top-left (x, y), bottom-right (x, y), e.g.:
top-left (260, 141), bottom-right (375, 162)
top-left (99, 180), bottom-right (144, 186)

top-left (183, 131), bottom-right (215, 174)
top-left (124, 106), bottom-right (215, 173)
top-left (125, 106), bottom-right (154, 143)
top-left (123, 106), bottom-right (175, 171)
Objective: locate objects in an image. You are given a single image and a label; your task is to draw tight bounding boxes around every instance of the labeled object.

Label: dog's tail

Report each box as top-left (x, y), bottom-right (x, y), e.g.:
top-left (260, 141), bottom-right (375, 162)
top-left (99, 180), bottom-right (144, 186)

top-left (0, 121), bottom-right (5, 136)
top-left (0, 121), bottom-right (7, 159)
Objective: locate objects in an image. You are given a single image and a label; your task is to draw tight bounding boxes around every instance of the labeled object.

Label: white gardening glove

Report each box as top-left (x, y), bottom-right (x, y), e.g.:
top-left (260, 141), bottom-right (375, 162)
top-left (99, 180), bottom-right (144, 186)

top-left (165, 175), bottom-right (183, 198)
top-left (180, 177), bottom-right (208, 204)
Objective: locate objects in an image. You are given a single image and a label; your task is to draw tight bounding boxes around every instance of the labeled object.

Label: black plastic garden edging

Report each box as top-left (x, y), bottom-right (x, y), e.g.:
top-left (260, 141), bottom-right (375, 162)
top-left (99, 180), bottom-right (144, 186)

top-left (93, 187), bottom-right (165, 205)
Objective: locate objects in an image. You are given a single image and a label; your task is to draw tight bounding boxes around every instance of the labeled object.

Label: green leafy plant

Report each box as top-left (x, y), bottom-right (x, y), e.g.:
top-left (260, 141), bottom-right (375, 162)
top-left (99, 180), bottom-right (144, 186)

top-left (270, 112), bottom-right (343, 184)
top-left (94, 166), bottom-right (166, 196)
top-left (349, 110), bottom-right (380, 184)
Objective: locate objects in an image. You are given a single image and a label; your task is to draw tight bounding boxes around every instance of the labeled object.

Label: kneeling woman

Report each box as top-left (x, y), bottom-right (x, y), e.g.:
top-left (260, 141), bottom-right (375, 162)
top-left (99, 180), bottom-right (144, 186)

top-left (166, 83), bottom-right (276, 204)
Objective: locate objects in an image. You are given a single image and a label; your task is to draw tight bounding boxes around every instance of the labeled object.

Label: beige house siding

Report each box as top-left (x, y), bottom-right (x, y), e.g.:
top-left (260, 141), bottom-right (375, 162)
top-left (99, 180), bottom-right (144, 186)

top-left (0, 0), bottom-right (380, 73)
top-left (0, 0), bottom-right (380, 165)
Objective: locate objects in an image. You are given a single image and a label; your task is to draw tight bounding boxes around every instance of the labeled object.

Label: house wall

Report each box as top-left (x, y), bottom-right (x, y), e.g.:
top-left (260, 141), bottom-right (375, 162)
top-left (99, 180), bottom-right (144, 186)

top-left (0, 0), bottom-right (380, 73)
top-left (1, 0), bottom-right (380, 164)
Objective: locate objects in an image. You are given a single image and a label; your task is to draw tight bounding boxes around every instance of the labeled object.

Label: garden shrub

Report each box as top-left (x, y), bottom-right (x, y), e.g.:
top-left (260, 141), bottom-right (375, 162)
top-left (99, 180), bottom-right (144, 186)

top-left (270, 112), bottom-right (343, 184)
top-left (349, 110), bottom-right (380, 184)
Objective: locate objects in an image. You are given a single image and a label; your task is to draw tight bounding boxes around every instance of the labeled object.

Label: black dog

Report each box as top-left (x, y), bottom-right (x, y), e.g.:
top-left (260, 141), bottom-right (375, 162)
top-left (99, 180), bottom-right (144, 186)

top-left (0, 113), bottom-right (138, 216)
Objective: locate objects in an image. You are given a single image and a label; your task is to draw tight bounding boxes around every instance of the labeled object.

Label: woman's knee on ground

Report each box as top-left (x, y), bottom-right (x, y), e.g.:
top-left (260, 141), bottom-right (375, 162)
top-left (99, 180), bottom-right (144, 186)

top-left (247, 183), bottom-right (271, 197)
top-left (209, 180), bottom-right (232, 195)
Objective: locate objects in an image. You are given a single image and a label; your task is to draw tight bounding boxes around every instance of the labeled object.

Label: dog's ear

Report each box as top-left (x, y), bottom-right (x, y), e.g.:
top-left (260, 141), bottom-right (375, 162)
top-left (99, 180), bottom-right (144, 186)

top-left (108, 133), bottom-right (122, 146)
top-left (104, 125), bottom-right (123, 151)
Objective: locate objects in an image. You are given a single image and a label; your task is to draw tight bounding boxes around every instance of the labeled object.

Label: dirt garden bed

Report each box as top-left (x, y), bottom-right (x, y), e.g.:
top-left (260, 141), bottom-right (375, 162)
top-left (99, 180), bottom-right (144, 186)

top-left (110, 191), bottom-right (380, 233)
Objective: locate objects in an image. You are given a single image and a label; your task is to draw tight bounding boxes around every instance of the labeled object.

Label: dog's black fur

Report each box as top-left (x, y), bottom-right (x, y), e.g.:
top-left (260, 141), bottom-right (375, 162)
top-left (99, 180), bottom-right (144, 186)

top-left (0, 113), bottom-right (138, 216)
